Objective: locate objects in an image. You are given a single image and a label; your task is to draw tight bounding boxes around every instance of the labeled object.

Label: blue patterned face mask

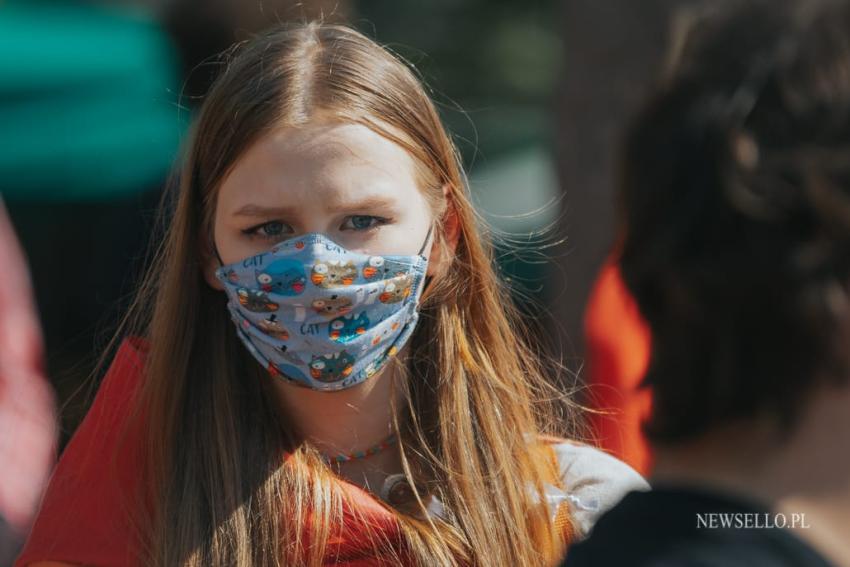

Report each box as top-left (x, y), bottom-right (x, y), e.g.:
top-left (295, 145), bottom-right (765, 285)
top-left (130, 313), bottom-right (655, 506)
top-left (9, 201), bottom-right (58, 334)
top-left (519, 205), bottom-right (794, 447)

top-left (215, 227), bottom-right (432, 391)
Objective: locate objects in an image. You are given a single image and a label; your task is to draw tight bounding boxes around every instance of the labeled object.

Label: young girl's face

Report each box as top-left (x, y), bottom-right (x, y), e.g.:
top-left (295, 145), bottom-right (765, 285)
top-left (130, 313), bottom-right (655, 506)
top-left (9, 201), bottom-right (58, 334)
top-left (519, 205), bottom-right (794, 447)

top-left (207, 121), bottom-right (435, 285)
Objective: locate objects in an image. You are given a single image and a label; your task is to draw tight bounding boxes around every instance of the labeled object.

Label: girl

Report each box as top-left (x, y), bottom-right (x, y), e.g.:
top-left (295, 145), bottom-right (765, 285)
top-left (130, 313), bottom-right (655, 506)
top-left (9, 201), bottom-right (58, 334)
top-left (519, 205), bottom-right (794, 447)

top-left (17, 23), bottom-right (646, 567)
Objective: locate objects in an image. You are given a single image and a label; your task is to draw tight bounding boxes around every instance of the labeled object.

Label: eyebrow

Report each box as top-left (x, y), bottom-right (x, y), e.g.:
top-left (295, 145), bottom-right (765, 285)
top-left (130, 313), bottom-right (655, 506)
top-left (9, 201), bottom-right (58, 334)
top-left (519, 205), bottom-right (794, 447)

top-left (233, 204), bottom-right (299, 218)
top-left (326, 195), bottom-right (399, 214)
top-left (232, 196), bottom-right (400, 217)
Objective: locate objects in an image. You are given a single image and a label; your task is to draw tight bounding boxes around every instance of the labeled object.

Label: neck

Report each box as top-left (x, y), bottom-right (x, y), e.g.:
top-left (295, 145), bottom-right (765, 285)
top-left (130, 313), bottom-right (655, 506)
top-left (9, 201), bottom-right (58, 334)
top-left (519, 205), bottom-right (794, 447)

top-left (272, 346), bottom-right (408, 460)
top-left (651, 384), bottom-right (850, 566)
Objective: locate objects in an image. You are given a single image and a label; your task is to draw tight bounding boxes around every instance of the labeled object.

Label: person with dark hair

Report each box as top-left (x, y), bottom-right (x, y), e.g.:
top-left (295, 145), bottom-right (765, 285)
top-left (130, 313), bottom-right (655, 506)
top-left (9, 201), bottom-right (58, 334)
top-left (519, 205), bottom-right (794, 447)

top-left (563, 0), bottom-right (850, 565)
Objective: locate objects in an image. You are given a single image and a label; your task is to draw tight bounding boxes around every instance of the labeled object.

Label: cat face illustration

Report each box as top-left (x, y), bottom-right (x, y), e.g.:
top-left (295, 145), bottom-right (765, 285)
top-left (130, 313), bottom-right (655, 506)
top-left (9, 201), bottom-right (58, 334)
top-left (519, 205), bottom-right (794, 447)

top-left (258, 314), bottom-right (289, 340)
top-left (309, 351), bottom-right (356, 383)
top-left (311, 260), bottom-right (358, 288)
top-left (364, 347), bottom-right (396, 379)
top-left (371, 321), bottom-right (400, 346)
top-left (237, 288), bottom-right (279, 312)
top-left (311, 294), bottom-right (353, 317)
top-left (362, 256), bottom-right (409, 280)
top-left (379, 274), bottom-right (413, 303)
top-left (255, 258), bottom-right (306, 296)
top-left (328, 312), bottom-right (370, 343)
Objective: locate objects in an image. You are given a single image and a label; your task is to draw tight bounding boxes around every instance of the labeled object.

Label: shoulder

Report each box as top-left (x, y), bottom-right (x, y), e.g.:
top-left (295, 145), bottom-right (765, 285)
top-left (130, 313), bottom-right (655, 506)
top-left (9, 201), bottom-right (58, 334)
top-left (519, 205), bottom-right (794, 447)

top-left (104, 336), bottom-right (148, 390)
top-left (14, 337), bottom-right (149, 567)
top-left (60, 337), bottom-right (148, 437)
top-left (546, 439), bottom-right (650, 539)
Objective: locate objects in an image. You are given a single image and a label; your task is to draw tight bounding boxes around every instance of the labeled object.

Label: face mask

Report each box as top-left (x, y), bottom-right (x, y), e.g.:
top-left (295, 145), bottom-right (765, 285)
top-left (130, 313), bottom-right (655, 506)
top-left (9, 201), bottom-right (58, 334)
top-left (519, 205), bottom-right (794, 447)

top-left (215, 227), bottom-right (432, 391)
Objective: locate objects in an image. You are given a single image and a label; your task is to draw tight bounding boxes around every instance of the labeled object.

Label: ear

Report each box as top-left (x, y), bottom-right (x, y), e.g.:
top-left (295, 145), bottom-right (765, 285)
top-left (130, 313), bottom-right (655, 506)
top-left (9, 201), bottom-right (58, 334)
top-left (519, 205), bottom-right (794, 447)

top-left (427, 184), bottom-right (461, 277)
top-left (200, 232), bottom-right (225, 291)
top-left (204, 263), bottom-right (225, 291)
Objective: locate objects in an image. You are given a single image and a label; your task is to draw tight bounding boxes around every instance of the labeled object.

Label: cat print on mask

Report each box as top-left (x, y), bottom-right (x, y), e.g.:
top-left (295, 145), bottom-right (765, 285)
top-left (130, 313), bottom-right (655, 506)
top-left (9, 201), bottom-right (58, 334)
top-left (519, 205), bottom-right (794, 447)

top-left (329, 312), bottom-right (370, 343)
top-left (371, 321), bottom-right (401, 346)
top-left (362, 256), bottom-right (410, 280)
top-left (311, 293), bottom-right (353, 317)
top-left (217, 228), bottom-right (431, 391)
top-left (237, 288), bottom-right (279, 312)
top-left (255, 258), bottom-right (307, 296)
top-left (379, 274), bottom-right (413, 304)
top-left (311, 260), bottom-right (358, 288)
top-left (258, 314), bottom-right (289, 340)
top-left (309, 351), bottom-right (356, 383)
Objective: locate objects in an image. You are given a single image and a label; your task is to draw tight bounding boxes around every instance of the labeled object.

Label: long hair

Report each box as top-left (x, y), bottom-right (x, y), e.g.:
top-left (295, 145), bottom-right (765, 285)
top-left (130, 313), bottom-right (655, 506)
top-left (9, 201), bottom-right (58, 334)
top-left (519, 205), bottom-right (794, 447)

top-left (119, 23), bottom-right (572, 566)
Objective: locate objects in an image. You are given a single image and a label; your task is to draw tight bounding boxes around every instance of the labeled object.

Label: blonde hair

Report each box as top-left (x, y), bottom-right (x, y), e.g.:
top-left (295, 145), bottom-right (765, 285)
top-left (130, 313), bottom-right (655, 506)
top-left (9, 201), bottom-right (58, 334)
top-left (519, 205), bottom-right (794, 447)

top-left (121, 22), bottom-right (574, 566)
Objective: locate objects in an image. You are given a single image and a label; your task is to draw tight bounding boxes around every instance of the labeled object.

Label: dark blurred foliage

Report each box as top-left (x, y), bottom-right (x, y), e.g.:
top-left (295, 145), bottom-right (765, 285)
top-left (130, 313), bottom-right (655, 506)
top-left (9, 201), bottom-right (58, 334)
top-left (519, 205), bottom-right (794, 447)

top-left (352, 0), bottom-right (562, 163)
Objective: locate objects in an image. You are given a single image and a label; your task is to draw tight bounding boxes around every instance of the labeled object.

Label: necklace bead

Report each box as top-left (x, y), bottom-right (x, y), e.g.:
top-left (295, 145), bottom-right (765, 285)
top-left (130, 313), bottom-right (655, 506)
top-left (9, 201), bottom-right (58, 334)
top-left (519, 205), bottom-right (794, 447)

top-left (323, 433), bottom-right (398, 464)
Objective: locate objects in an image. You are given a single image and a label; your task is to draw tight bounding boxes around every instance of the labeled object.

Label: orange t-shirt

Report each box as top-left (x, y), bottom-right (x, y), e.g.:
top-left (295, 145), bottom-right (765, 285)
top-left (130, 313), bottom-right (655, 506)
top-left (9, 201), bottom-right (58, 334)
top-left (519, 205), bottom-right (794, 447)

top-left (15, 338), bottom-right (409, 567)
top-left (583, 259), bottom-right (653, 476)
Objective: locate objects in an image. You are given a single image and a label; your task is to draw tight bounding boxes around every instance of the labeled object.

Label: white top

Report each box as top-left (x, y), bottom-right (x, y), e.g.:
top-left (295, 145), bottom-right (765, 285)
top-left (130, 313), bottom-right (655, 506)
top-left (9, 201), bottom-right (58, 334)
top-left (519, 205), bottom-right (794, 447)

top-left (547, 441), bottom-right (650, 539)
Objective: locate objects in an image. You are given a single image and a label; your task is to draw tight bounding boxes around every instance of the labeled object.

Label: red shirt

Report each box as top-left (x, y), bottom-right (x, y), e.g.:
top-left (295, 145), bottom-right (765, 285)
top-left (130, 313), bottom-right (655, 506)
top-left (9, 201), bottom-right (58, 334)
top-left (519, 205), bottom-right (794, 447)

top-left (16, 338), bottom-right (408, 566)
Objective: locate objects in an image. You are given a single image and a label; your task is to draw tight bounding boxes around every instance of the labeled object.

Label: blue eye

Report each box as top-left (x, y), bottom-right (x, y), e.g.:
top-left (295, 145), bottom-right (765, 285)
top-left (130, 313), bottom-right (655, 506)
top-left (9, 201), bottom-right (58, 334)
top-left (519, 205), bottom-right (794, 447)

top-left (343, 215), bottom-right (389, 231)
top-left (243, 221), bottom-right (293, 240)
top-left (260, 221), bottom-right (285, 236)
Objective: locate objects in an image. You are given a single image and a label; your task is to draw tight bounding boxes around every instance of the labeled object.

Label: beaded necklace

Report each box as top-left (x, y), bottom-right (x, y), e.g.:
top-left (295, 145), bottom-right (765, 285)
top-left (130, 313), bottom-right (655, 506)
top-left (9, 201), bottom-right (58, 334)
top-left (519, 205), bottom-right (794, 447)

top-left (322, 433), bottom-right (398, 465)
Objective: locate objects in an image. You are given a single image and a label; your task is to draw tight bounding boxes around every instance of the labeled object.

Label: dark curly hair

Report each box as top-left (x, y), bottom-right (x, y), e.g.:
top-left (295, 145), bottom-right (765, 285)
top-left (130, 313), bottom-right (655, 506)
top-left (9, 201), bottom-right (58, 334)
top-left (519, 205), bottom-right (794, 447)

top-left (619, 0), bottom-right (850, 444)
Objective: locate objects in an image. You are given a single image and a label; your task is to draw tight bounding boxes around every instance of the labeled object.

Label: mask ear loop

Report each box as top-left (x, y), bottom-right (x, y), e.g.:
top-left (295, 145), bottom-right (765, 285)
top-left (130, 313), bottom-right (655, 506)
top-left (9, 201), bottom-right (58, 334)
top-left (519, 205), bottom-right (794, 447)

top-left (417, 224), bottom-right (435, 257)
top-left (417, 224), bottom-right (437, 299)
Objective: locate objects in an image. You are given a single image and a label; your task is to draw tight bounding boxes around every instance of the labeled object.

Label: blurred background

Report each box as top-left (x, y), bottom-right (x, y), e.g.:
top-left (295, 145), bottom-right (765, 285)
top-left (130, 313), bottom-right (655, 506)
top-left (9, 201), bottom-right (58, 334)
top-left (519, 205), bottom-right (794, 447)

top-left (1, 0), bottom-right (690, 456)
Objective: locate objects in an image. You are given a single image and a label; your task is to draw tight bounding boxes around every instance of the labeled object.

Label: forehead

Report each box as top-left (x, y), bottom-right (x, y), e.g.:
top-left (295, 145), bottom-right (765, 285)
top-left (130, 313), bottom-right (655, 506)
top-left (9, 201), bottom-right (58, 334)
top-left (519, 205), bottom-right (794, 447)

top-left (216, 122), bottom-right (422, 214)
